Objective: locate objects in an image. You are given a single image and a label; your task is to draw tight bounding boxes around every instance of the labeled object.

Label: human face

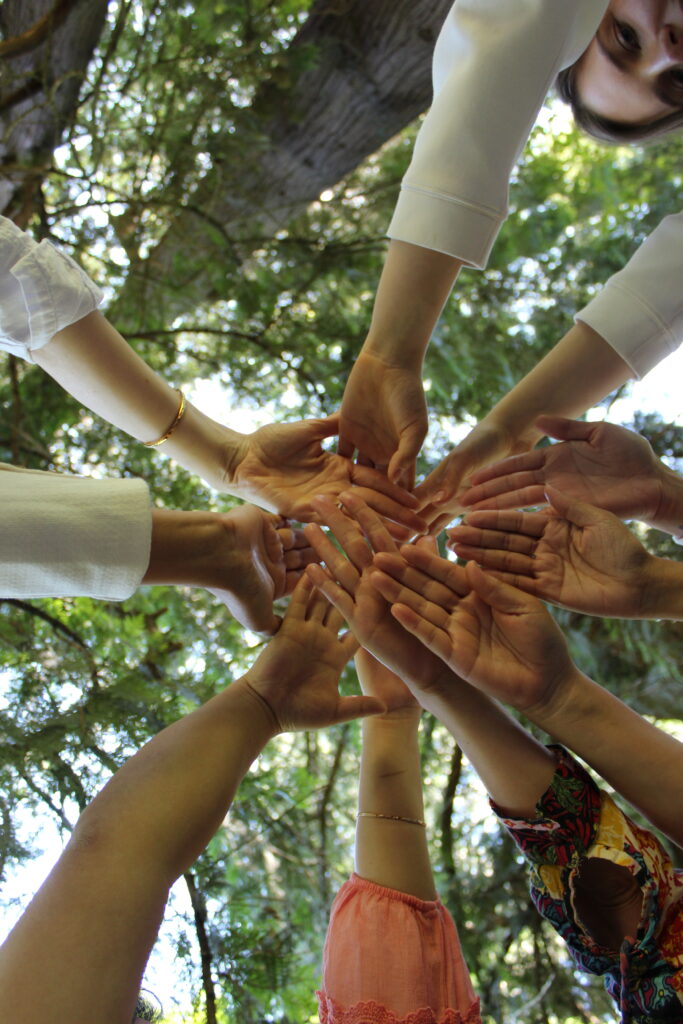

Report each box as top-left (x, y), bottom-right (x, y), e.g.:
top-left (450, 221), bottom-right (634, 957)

top-left (576, 0), bottom-right (683, 124)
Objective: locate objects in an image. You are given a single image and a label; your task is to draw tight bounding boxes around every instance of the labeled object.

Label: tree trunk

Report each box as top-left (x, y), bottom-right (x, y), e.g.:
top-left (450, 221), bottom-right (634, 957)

top-left (0, 0), bottom-right (109, 224)
top-left (113, 0), bottom-right (452, 329)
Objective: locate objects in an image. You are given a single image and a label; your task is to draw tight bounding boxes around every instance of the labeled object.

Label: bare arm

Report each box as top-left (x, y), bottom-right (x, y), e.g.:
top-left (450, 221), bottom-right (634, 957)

top-left (416, 321), bottom-right (633, 516)
top-left (339, 242), bottom-right (463, 487)
top-left (0, 578), bottom-right (376, 1024)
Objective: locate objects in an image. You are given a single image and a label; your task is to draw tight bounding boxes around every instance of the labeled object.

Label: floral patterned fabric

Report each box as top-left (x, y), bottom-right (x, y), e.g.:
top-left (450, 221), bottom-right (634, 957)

top-left (492, 745), bottom-right (683, 1023)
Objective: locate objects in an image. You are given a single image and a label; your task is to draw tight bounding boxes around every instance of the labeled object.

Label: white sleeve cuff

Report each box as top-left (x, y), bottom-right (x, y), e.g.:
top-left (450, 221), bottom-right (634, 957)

top-left (0, 467), bottom-right (151, 600)
top-left (0, 216), bottom-right (103, 361)
top-left (387, 185), bottom-right (503, 268)
top-left (576, 214), bottom-right (683, 380)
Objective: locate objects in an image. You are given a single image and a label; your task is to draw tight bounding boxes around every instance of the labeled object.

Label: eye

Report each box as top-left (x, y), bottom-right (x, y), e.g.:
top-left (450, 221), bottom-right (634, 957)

top-left (614, 18), bottom-right (640, 53)
top-left (671, 66), bottom-right (683, 89)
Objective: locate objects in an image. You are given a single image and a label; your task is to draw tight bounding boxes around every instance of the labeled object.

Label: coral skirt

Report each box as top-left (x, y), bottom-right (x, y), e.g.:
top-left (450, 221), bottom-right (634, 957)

top-left (317, 874), bottom-right (481, 1024)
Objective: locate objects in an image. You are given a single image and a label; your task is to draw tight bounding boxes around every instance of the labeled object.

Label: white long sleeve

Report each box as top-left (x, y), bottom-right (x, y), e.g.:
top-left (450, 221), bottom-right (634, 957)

top-left (387, 0), bottom-right (683, 378)
top-left (0, 465), bottom-right (151, 599)
top-left (387, 0), bottom-right (605, 267)
top-left (0, 216), bottom-right (102, 361)
top-left (576, 213), bottom-right (683, 379)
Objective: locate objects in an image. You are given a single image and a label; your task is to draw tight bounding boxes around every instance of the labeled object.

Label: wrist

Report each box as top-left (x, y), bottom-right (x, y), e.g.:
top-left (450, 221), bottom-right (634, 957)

top-left (522, 666), bottom-right (595, 738)
top-left (144, 509), bottom-right (224, 586)
top-left (228, 676), bottom-right (281, 743)
top-left (163, 401), bottom-right (248, 493)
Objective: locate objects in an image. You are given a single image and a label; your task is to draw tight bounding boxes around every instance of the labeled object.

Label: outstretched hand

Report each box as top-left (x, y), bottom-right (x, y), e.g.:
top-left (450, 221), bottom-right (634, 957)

top-left (447, 487), bottom-right (654, 618)
top-left (242, 575), bottom-right (383, 732)
top-left (414, 419), bottom-right (535, 530)
top-left (370, 545), bottom-right (576, 714)
top-left (460, 416), bottom-right (666, 523)
top-left (207, 506), bottom-right (318, 633)
top-left (227, 414), bottom-right (425, 533)
top-left (303, 493), bottom-right (451, 697)
top-left (338, 351), bottom-right (428, 490)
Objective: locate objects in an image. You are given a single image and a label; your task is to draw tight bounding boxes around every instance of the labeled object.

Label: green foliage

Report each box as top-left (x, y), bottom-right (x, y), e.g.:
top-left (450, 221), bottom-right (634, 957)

top-left (2, 3), bottom-right (683, 1022)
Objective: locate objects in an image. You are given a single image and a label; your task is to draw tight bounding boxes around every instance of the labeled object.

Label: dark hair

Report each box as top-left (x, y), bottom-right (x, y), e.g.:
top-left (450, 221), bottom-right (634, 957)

top-left (557, 64), bottom-right (683, 144)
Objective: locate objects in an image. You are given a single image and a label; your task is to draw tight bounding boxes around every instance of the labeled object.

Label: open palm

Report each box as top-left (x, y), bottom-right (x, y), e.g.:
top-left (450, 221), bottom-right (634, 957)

top-left (448, 490), bottom-right (653, 617)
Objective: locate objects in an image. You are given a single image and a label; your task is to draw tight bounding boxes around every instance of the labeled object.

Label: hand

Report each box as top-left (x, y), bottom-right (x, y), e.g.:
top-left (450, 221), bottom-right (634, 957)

top-left (447, 487), bottom-right (655, 618)
top-left (303, 492), bottom-right (450, 696)
top-left (370, 546), bottom-right (576, 714)
top-left (414, 419), bottom-right (534, 530)
top-left (354, 649), bottom-right (421, 719)
top-left (241, 575), bottom-right (383, 732)
top-left (338, 351), bottom-right (428, 489)
top-left (226, 414), bottom-right (425, 532)
top-left (460, 416), bottom-right (666, 523)
top-left (207, 506), bottom-right (318, 634)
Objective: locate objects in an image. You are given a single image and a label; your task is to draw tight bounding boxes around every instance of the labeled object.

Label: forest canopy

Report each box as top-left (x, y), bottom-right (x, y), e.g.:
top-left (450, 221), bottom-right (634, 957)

top-left (1, 2), bottom-right (682, 1022)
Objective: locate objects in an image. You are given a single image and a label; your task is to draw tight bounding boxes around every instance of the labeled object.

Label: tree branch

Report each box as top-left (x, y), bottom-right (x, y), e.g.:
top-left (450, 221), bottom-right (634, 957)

top-left (0, 0), bottom-right (78, 60)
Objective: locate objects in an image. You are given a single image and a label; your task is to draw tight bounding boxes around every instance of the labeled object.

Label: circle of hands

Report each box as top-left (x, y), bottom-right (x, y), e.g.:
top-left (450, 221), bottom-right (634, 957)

top-left (220, 378), bottom-right (672, 728)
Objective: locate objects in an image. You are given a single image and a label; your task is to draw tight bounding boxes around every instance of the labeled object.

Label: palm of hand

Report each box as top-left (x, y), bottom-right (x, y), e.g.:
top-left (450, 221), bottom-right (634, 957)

top-left (340, 352), bottom-right (427, 469)
top-left (533, 516), bottom-right (649, 616)
top-left (542, 428), bottom-right (660, 520)
top-left (247, 622), bottom-right (356, 733)
top-left (351, 577), bottom-right (440, 699)
top-left (447, 593), bottom-right (571, 712)
top-left (231, 421), bottom-right (350, 518)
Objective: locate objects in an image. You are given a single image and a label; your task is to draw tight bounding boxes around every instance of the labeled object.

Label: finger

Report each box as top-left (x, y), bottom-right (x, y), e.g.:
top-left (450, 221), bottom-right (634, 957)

top-left (448, 542), bottom-right (536, 577)
top-left (369, 568), bottom-right (455, 629)
top-left (337, 433), bottom-right (356, 461)
top-left (465, 561), bottom-right (539, 615)
top-left (308, 413), bottom-right (340, 439)
top-left (333, 695), bottom-right (387, 724)
top-left (462, 483), bottom-right (548, 512)
top-left (455, 509), bottom-right (548, 538)
top-left (303, 519), bottom-right (363, 590)
top-left (393, 544), bottom-right (470, 597)
top-left (283, 545), bottom-right (319, 570)
top-left (308, 498), bottom-right (374, 574)
top-left (447, 523), bottom-right (541, 556)
top-left (388, 427), bottom-right (424, 490)
top-left (544, 485), bottom-right (609, 529)
top-left (325, 604), bottom-right (346, 633)
top-left (306, 587), bottom-right (330, 622)
top-left (535, 415), bottom-right (598, 443)
top-left (370, 555), bottom-right (463, 609)
top-left (283, 568), bottom-right (305, 594)
top-left (350, 464), bottom-right (420, 510)
top-left (283, 573), bottom-right (315, 621)
top-left (339, 491), bottom-right (399, 555)
top-left (350, 485), bottom-right (426, 533)
top-left (467, 449), bottom-right (546, 488)
top-left (414, 461), bottom-right (458, 509)
top-left (389, 603), bottom-right (454, 664)
top-left (305, 563), bottom-right (356, 625)
top-left (277, 525), bottom-right (313, 550)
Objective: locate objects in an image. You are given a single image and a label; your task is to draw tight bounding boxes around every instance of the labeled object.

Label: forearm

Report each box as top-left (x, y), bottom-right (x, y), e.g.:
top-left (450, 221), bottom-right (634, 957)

top-left (143, 508), bottom-right (224, 588)
top-left (355, 711), bottom-right (435, 899)
top-left (529, 668), bottom-right (683, 848)
top-left (34, 311), bottom-right (247, 491)
top-left (422, 676), bottom-right (556, 819)
top-left (74, 680), bottom-right (275, 884)
top-left (480, 321), bottom-right (633, 449)
top-left (642, 555), bottom-right (683, 619)
top-left (362, 240), bottom-right (464, 368)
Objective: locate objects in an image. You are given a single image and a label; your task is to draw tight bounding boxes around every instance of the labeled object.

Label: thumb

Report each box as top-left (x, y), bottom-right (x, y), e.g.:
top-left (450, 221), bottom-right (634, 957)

top-left (335, 695), bottom-right (387, 723)
top-left (535, 415), bottom-right (597, 443)
top-left (465, 561), bottom-right (536, 616)
top-left (388, 427), bottom-right (423, 489)
top-left (544, 485), bottom-right (607, 529)
top-left (307, 413), bottom-right (340, 440)
top-left (414, 457), bottom-right (459, 507)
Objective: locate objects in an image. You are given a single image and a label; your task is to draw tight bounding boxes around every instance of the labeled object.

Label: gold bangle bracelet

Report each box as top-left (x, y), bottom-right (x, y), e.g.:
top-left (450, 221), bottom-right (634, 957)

top-left (142, 389), bottom-right (186, 447)
top-left (357, 811), bottom-right (426, 828)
